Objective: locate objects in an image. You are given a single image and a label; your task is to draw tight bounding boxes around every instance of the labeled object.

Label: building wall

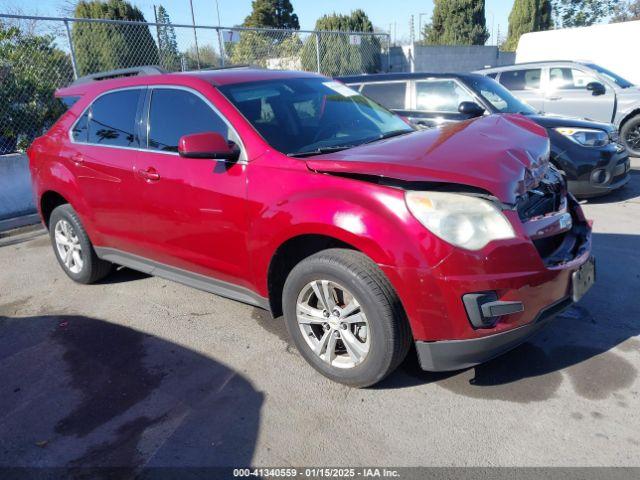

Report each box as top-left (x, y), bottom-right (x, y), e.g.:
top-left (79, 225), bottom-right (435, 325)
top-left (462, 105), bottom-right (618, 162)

top-left (0, 154), bottom-right (36, 221)
top-left (387, 45), bottom-right (515, 73)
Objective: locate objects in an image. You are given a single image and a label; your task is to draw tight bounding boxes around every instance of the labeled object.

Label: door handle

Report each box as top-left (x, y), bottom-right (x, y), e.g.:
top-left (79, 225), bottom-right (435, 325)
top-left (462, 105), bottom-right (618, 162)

top-left (546, 96), bottom-right (562, 101)
top-left (72, 154), bottom-right (84, 166)
top-left (137, 167), bottom-right (160, 181)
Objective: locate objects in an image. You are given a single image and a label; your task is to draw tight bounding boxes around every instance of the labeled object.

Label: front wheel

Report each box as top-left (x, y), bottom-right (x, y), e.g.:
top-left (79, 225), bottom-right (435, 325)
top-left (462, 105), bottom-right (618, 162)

top-left (621, 115), bottom-right (640, 157)
top-left (282, 249), bottom-right (411, 387)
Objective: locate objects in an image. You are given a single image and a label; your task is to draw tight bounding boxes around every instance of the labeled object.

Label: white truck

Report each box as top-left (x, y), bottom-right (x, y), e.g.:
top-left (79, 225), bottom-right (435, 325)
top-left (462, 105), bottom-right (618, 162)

top-left (515, 20), bottom-right (640, 85)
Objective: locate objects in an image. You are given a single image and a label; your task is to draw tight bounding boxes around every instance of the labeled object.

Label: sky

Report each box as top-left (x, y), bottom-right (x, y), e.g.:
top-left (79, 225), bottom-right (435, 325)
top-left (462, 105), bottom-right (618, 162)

top-left (1, 0), bottom-right (515, 45)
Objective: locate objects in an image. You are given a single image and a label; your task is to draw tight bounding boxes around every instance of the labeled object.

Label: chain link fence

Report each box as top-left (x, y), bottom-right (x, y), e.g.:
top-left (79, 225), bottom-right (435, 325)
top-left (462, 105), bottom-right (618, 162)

top-left (0, 13), bottom-right (390, 154)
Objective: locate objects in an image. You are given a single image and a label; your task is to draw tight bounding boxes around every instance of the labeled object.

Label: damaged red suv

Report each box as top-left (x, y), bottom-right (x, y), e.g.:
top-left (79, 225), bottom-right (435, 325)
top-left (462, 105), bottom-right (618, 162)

top-left (28, 67), bottom-right (594, 387)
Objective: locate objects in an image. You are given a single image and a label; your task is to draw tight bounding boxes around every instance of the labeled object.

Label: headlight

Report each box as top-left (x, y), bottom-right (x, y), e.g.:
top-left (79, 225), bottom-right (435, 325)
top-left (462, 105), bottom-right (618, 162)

top-left (405, 191), bottom-right (515, 251)
top-left (554, 127), bottom-right (610, 147)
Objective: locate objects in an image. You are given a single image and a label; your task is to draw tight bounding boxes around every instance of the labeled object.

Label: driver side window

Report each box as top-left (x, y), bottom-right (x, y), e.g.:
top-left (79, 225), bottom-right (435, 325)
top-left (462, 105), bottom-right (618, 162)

top-left (414, 80), bottom-right (474, 113)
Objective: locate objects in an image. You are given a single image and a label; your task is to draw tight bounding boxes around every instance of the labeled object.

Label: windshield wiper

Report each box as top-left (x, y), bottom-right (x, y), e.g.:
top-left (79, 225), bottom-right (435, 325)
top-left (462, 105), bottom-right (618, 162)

top-left (288, 145), bottom-right (356, 158)
top-left (361, 129), bottom-right (413, 145)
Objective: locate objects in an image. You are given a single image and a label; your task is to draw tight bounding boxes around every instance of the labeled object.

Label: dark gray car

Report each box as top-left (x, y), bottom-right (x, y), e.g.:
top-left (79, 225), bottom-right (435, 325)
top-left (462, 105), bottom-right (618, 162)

top-left (477, 61), bottom-right (640, 157)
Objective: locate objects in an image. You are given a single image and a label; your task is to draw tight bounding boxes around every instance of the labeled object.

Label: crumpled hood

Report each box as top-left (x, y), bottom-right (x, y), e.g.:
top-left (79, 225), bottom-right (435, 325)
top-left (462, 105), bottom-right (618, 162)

top-left (306, 114), bottom-right (550, 204)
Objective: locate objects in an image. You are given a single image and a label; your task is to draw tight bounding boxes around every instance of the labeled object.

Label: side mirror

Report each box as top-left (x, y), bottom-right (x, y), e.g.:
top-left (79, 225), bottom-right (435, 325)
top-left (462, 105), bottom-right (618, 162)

top-left (586, 82), bottom-right (606, 96)
top-left (178, 132), bottom-right (239, 160)
top-left (458, 101), bottom-right (485, 118)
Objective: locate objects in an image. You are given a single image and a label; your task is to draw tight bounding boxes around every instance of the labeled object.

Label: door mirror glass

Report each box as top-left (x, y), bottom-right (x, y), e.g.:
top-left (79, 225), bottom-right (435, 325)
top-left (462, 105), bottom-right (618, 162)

top-left (586, 81), bottom-right (606, 96)
top-left (458, 101), bottom-right (485, 118)
top-left (178, 132), bottom-right (239, 160)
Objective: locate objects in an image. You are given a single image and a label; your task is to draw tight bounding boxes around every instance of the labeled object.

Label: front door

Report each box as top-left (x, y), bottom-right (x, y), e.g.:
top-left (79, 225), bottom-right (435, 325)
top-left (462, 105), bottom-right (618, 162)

top-left (132, 87), bottom-right (251, 287)
top-left (542, 66), bottom-right (615, 123)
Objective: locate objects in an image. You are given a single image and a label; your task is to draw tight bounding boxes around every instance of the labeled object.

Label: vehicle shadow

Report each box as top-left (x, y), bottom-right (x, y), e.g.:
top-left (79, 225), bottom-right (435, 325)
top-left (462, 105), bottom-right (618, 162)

top-left (376, 231), bottom-right (640, 400)
top-left (0, 313), bottom-right (263, 476)
top-left (96, 266), bottom-right (151, 284)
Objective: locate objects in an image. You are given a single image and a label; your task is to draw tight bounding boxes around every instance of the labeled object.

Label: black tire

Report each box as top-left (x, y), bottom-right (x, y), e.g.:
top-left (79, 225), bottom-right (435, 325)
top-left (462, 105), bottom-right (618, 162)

top-left (621, 115), bottom-right (640, 157)
top-left (282, 249), bottom-right (412, 388)
top-left (49, 204), bottom-right (113, 284)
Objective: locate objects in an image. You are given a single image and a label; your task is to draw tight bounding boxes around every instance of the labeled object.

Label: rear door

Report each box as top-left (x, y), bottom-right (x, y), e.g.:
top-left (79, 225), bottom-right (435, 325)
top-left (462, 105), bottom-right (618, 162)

top-left (408, 78), bottom-right (478, 128)
top-left (497, 67), bottom-right (545, 112)
top-left (543, 66), bottom-right (615, 122)
top-left (132, 86), bottom-right (251, 287)
top-left (359, 81), bottom-right (411, 117)
top-left (69, 87), bottom-right (146, 252)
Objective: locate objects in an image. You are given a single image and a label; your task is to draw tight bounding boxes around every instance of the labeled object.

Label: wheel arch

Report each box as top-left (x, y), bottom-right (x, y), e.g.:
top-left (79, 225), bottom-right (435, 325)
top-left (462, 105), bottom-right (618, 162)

top-left (619, 109), bottom-right (640, 130)
top-left (40, 190), bottom-right (70, 228)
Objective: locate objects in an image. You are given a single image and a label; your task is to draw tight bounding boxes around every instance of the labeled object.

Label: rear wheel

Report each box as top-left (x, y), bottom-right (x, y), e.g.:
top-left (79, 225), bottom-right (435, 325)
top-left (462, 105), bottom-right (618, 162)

top-left (621, 115), bottom-right (640, 157)
top-left (282, 249), bottom-right (411, 387)
top-left (49, 204), bottom-right (112, 284)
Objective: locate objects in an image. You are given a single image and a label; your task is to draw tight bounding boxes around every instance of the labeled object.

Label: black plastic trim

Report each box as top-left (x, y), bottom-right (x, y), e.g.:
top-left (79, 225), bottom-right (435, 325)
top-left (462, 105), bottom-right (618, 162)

top-left (415, 296), bottom-right (573, 371)
top-left (94, 247), bottom-right (270, 310)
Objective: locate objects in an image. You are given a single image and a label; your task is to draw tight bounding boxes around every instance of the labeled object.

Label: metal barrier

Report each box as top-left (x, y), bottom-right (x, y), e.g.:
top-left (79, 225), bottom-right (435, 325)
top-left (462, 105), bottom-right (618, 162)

top-left (0, 13), bottom-right (390, 154)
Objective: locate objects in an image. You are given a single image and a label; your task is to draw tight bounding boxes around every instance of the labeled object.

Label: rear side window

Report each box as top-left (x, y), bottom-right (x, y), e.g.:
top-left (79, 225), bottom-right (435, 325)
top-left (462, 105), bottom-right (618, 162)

top-left (499, 69), bottom-right (541, 91)
top-left (360, 82), bottom-right (407, 109)
top-left (147, 88), bottom-right (230, 152)
top-left (82, 89), bottom-right (141, 147)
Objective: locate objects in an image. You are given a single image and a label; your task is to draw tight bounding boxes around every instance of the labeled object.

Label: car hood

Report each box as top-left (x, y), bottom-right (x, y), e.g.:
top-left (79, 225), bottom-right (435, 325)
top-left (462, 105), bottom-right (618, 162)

top-left (524, 113), bottom-right (615, 132)
top-left (305, 114), bottom-right (550, 205)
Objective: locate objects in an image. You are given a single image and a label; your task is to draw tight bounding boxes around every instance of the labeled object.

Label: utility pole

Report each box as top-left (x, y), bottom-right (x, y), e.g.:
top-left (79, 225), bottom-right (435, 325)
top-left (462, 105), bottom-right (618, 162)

top-left (409, 14), bottom-right (415, 45)
top-left (153, 5), bottom-right (161, 57)
top-left (215, 0), bottom-right (225, 67)
top-left (418, 12), bottom-right (429, 42)
top-left (189, 0), bottom-right (201, 69)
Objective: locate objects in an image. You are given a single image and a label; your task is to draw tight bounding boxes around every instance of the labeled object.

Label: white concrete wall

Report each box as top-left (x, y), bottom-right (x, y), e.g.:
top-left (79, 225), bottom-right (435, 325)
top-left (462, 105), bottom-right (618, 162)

top-left (0, 154), bottom-right (36, 220)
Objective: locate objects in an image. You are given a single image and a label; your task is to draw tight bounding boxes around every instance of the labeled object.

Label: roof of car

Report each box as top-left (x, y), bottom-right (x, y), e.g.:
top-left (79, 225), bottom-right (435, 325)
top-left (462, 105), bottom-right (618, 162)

top-left (56, 67), bottom-right (322, 97)
top-left (337, 72), bottom-right (485, 83)
top-left (476, 60), bottom-right (588, 72)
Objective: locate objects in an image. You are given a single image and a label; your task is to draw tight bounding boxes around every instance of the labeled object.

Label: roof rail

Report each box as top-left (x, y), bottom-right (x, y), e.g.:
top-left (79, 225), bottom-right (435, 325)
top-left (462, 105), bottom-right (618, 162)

top-left (70, 66), bottom-right (168, 86)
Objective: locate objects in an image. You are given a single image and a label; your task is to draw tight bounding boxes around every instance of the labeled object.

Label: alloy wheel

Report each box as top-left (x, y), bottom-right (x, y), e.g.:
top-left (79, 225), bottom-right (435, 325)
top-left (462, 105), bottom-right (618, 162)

top-left (54, 219), bottom-right (84, 274)
top-left (296, 280), bottom-right (370, 369)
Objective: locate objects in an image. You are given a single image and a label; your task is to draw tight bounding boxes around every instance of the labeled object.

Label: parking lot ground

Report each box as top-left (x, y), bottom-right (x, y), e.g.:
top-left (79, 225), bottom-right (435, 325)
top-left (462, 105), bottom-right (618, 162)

top-left (1, 161), bottom-right (639, 470)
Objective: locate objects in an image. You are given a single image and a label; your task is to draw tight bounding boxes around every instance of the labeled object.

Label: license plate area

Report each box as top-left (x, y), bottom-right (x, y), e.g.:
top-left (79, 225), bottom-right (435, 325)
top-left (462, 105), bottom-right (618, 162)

top-left (572, 256), bottom-right (595, 302)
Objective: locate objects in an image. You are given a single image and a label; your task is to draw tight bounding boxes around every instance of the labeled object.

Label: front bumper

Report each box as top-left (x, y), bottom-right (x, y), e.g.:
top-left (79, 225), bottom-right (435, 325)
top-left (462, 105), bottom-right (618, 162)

top-left (558, 143), bottom-right (630, 198)
top-left (415, 296), bottom-right (573, 371)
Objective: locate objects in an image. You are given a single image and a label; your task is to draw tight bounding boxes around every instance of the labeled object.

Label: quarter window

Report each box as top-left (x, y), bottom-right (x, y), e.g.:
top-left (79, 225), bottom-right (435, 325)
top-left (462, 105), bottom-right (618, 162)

top-left (87, 90), bottom-right (141, 147)
top-left (147, 88), bottom-right (230, 152)
top-left (414, 80), bottom-right (474, 112)
top-left (499, 69), bottom-right (542, 91)
top-left (360, 82), bottom-right (407, 110)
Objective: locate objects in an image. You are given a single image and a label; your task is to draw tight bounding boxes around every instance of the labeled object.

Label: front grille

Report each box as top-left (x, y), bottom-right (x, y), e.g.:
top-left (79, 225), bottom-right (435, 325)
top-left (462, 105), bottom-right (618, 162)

top-left (517, 176), bottom-right (565, 222)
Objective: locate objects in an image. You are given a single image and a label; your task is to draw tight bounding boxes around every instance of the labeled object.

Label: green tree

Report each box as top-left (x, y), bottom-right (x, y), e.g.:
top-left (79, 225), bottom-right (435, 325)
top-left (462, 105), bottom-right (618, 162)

top-left (72, 0), bottom-right (159, 75)
top-left (243, 0), bottom-right (300, 29)
top-left (184, 44), bottom-right (220, 70)
top-left (156, 5), bottom-right (180, 71)
top-left (300, 10), bottom-right (381, 76)
top-left (611, 0), bottom-right (640, 21)
top-left (422, 0), bottom-right (490, 45)
top-left (552, 0), bottom-right (618, 27)
top-left (229, 0), bottom-right (302, 67)
top-left (503, 0), bottom-right (552, 51)
top-left (0, 24), bottom-right (74, 152)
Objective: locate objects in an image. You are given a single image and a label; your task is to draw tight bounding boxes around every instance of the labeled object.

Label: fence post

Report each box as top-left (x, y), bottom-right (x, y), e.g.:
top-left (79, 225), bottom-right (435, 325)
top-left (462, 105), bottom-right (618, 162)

top-left (64, 20), bottom-right (79, 79)
top-left (315, 32), bottom-right (321, 74)
top-left (217, 28), bottom-right (225, 67)
top-left (387, 35), bottom-right (391, 72)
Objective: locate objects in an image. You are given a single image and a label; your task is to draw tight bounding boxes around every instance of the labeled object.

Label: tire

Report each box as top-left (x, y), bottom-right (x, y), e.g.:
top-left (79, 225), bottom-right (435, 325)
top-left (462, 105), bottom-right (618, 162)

top-left (282, 249), bottom-right (412, 388)
top-left (621, 115), bottom-right (640, 157)
top-left (49, 204), bottom-right (113, 284)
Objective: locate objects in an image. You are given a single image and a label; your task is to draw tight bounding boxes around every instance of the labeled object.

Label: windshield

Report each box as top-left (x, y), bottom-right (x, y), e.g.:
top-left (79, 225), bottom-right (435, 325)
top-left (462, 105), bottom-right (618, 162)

top-left (466, 75), bottom-right (537, 115)
top-left (585, 63), bottom-right (634, 89)
top-left (218, 77), bottom-right (413, 156)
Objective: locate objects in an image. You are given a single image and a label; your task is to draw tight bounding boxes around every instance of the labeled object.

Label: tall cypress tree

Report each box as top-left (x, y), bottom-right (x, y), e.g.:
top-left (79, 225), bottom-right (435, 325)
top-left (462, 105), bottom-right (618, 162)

top-left (73, 0), bottom-right (159, 75)
top-left (423, 0), bottom-right (490, 45)
top-left (243, 0), bottom-right (300, 29)
top-left (156, 5), bottom-right (180, 71)
top-left (503, 0), bottom-right (552, 51)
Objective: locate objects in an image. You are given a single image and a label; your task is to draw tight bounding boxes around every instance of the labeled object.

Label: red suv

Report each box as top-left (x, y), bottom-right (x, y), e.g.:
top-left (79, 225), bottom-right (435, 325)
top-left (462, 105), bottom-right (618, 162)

top-left (28, 67), bottom-right (595, 387)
